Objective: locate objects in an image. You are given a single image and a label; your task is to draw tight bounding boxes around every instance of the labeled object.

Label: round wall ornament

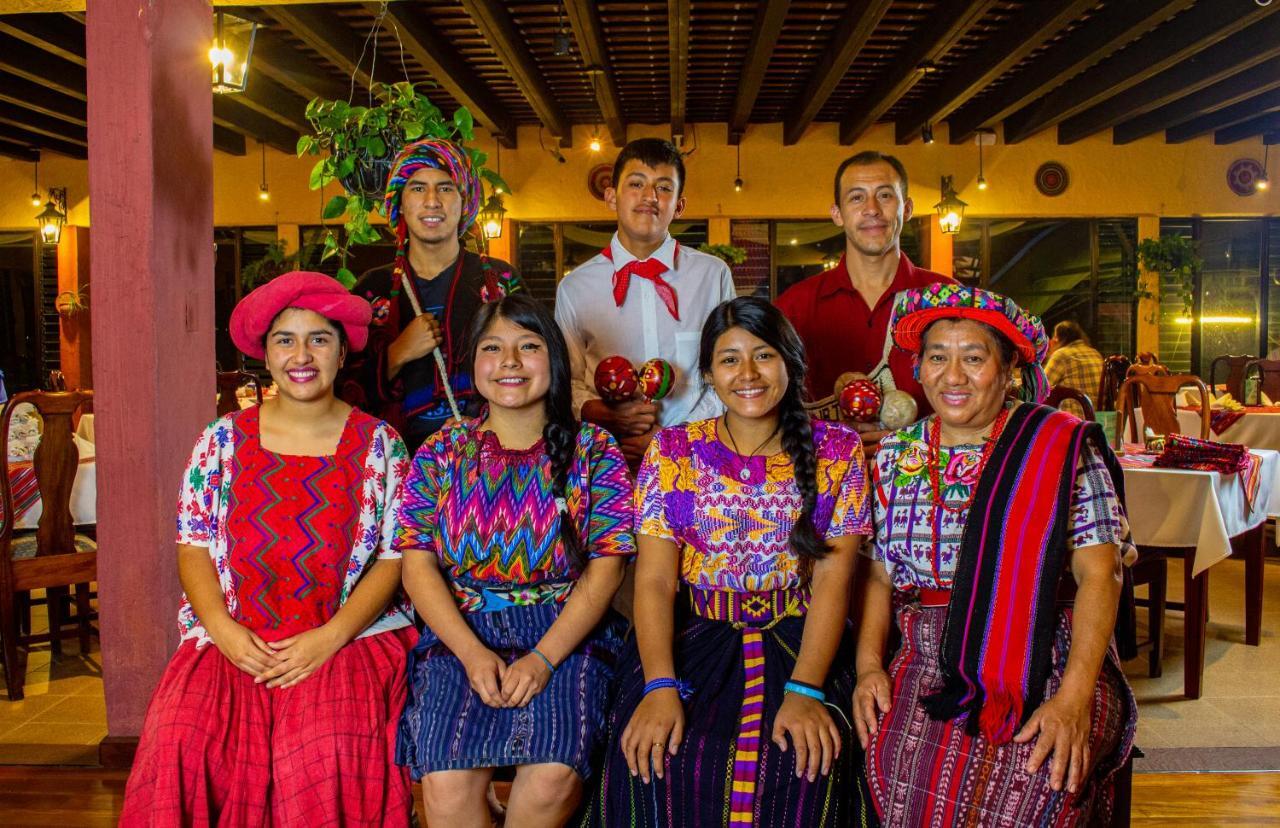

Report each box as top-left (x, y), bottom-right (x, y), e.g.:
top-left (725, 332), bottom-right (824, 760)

top-left (1034, 162), bottom-right (1069, 197)
top-left (1227, 158), bottom-right (1264, 196)
top-left (588, 164), bottom-right (613, 201)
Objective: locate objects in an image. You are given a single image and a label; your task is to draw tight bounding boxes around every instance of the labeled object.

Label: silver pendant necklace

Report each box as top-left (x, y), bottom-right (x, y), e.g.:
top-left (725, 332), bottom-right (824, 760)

top-left (722, 416), bottom-right (780, 482)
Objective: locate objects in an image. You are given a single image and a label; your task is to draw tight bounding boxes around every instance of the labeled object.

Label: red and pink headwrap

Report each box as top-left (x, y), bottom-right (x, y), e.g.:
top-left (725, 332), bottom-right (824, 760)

top-left (230, 271), bottom-right (372, 360)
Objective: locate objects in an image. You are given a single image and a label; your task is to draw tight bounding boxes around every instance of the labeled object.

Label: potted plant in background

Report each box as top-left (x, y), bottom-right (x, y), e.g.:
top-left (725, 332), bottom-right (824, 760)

top-left (1136, 234), bottom-right (1202, 319)
top-left (296, 81), bottom-right (507, 286)
top-left (697, 243), bottom-right (748, 267)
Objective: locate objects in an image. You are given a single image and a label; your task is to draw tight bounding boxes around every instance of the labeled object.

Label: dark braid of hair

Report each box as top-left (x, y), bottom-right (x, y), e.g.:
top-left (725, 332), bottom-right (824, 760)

top-left (778, 382), bottom-right (828, 564)
top-left (543, 410), bottom-right (587, 570)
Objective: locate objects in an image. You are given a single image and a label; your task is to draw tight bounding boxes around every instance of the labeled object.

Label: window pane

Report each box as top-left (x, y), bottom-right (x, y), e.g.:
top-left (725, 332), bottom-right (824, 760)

top-left (774, 221), bottom-right (844, 296)
top-left (1198, 218), bottom-right (1262, 377)
top-left (1096, 219), bottom-right (1138, 358)
top-left (952, 221), bottom-right (982, 286)
top-left (515, 222), bottom-right (557, 307)
top-left (1157, 219), bottom-right (1194, 373)
top-left (1265, 218), bottom-right (1280, 359)
top-left (730, 220), bottom-right (770, 298)
top-left (988, 219), bottom-right (1092, 333)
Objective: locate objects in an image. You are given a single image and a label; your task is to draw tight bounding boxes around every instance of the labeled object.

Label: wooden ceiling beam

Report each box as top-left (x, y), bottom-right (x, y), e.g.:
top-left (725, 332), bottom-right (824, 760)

top-left (784, 0), bottom-right (893, 146)
top-left (1058, 15), bottom-right (1280, 144)
top-left (894, 0), bottom-right (1094, 145)
top-left (1003, 0), bottom-right (1277, 143)
top-left (1214, 111), bottom-right (1280, 145)
top-left (263, 5), bottom-right (386, 91)
top-left (1265, 131), bottom-right (1280, 146)
top-left (235, 73), bottom-right (310, 132)
top-left (729, 0), bottom-right (789, 145)
top-left (459, 0), bottom-right (571, 142)
top-left (0, 122), bottom-right (85, 158)
top-left (564, 0), bottom-right (627, 147)
top-left (840, 0), bottom-right (998, 146)
top-left (213, 96), bottom-right (300, 154)
top-left (947, 0), bottom-right (1195, 145)
top-left (0, 138), bottom-right (38, 161)
top-left (378, 3), bottom-right (518, 148)
top-left (1120, 58), bottom-right (1280, 144)
top-left (251, 28), bottom-right (350, 103)
top-left (1166, 88), bottom-right (1280, 143)
top-left (0, 71), bottom-right (84, 125)
top-left (0, 101), bottom-right (86, 143)
top-left (667, 0), bottom-right (690, 139)
top-left (0, 31), bottom-right (85, 100)
top-left (213, 126), bottom-right (248, 156)
top-left (0, 12), bottom-right (84, 66)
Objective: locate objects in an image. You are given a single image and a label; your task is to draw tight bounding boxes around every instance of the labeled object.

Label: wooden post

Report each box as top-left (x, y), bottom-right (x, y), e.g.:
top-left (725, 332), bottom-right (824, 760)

top-left (87, 0), bottom-right (215, 757)
top-left (1137, 216), bottom-right (1161, 356)
top-left (919, 214), bottom-right (954, 277)
top-left (56, 226), bottom-right (92, 391)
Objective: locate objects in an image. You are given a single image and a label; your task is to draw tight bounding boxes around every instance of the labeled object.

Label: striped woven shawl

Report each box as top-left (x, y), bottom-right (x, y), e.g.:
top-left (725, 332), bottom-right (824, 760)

top-left (920, 403), bottom-right (1123, 744)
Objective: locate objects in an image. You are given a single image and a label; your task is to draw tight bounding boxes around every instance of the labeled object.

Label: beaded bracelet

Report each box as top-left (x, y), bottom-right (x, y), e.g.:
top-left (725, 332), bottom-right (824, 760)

top-left (784, 680), bottom-right (826, 703)
top-left (643, 677), bottom-right (694, 700)
top-left (530, 647), bottom-right (556, 674)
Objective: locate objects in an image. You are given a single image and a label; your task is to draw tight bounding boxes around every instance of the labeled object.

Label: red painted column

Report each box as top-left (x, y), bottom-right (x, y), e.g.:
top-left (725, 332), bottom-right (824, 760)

top-left (87, 0), bottom-right (214, 746)
top-left (56, 226), bottom-right (92, 391)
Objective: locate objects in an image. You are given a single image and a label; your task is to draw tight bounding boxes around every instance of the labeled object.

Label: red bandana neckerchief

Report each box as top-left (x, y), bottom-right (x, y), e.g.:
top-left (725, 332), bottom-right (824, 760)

top-left (601, 243), bottom-right (681, 320)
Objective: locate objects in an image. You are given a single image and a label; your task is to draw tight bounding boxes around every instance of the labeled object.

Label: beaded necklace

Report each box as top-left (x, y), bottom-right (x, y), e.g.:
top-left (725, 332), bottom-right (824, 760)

top-left (925, 405), bottom-right (1010, 586)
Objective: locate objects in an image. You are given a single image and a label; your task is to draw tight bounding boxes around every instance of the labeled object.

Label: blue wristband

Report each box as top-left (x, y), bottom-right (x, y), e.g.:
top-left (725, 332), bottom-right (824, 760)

top-left (530, 647), bottom-right (555, 674)
top-left (784, 680), bottom-right (826, 703)
top-left (644, 677), bottom-right (694, 700)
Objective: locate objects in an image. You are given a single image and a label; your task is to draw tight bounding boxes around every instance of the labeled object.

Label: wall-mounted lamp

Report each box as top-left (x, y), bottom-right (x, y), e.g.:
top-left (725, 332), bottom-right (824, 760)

top-left (480, 193), bottom-right (507, 240)
top-left (35, 187), bottom-right (67, 245)
top-left (934, 176), bottom-right (967, 235)
top-left (210, 10), bottom-right (258, 94)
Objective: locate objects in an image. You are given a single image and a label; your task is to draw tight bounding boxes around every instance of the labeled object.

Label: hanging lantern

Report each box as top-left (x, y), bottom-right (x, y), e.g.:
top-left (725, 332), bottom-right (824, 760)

top-left (934, 175), bottom-right (968, 235)
top-left (210, 11), bottom-right (258, 94)
top-left (480, 193), bottom-right (508, 240)
top-left (35, 187), bottom-right (67, 246)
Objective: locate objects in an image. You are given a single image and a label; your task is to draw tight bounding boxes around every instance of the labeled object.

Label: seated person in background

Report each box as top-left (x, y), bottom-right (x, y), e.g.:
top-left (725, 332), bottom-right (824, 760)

top-left (341, 138), bottom-right (521, 453)
top-left (555, 138), bottom-right (736, 465)
top-left (1044, 320), bottom-right (1104, 405)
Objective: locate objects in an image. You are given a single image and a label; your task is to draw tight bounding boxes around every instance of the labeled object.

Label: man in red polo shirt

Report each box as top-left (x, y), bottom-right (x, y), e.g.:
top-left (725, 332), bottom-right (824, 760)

top-left (776, 150), bottom-right (955, 440)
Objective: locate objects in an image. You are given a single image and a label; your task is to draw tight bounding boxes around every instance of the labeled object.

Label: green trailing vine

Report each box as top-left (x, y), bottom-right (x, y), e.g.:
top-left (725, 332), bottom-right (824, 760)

top-left (295, 81), bottom-right (508, 288)
top-left (697, 243), bottom-right (748, 266)
top-left (1136, 234), bottom-right (1202, 319)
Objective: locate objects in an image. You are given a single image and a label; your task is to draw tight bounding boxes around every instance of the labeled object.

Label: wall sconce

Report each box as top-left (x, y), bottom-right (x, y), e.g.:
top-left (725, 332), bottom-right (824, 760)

top-left (480, 193), bottom-right (507, 240)
top-left (210, 10), bottom-right (258, 94)
top-left (934, 176), bottom-right (967, 235)
top-left (35, 187), bottom-right (67, 245)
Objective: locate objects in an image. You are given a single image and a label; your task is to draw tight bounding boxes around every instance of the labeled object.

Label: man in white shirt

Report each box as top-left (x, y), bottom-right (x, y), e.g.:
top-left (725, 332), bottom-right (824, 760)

top-left (556, 138), bottom-right (736, 462)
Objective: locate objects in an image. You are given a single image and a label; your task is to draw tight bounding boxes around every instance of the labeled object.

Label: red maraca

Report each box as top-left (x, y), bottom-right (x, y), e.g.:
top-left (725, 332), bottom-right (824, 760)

top-left (839, 378), bottom-right (882, 423)
top-left (594, 355), bottom-right (638, 403)
top-left (638, 358), bottom-right (675, 402)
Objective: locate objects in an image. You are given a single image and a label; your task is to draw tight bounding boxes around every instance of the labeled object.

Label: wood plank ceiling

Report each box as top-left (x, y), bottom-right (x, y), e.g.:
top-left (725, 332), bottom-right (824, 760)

top-left (0, 0), bottom-right (1278, 162)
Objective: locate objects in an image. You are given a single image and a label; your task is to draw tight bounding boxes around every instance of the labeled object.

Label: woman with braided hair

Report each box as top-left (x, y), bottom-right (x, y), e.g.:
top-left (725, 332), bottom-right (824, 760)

top-left (581, 296), bottom-right (877, 827)
top-left (394, 292), bottom-right (634, 827)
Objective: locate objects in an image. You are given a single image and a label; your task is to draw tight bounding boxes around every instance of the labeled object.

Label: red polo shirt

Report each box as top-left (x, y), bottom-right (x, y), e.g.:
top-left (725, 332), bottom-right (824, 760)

top-left (775, 252), bottom-right (954, 411)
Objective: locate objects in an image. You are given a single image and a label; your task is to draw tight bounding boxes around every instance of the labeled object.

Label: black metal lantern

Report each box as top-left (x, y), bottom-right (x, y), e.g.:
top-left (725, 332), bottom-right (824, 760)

top-left (35, 187), bottom-right (67, 245)
top-left (210, 11), bottom-right (258, 94)
top-left (480, 193), bottom-right (508, 240)
top-left (934, 175), bottom-right (968, 235)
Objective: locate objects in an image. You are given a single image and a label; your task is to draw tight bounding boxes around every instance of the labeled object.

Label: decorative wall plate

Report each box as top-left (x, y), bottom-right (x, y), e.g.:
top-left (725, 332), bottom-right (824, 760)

top-left (1034, 162), bottom-right (1069, 197)
top-left (1227, 158), bottom-right (1264, 196)
top-left (588, 164), bottom-right (613, 201)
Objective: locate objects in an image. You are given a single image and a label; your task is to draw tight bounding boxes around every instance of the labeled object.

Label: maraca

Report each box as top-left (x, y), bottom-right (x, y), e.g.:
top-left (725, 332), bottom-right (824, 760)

top-left (638, 358), bottom-right (675, 402)
top-left (878, 389), bottom-right (919, 430)
top-left (594, 355), bottom-right (638, 403)
top-left (833, 371), bottom-right (866, 400)
top-left (839, 378), bottom-right (882, 423)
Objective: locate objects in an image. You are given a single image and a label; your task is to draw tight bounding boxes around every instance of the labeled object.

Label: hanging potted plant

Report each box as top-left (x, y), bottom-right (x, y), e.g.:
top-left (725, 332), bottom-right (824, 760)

top-left (1136, 234), bottom-right (1202, 318)
top-left (296, 81), bottom-right (508, 286)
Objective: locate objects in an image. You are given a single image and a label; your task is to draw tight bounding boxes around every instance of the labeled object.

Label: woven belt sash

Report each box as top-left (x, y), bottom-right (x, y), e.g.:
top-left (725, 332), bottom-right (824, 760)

top-left (451, 580), bottom-right (574, 614)
top-left (687, 585), bottom-right (810, 629)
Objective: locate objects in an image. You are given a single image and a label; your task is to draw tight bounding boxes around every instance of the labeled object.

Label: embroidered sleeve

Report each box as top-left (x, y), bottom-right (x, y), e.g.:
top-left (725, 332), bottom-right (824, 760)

top-left (867, 435), bottom-right (907, 562)
top-left (583, 427), bottom-right (637, 559)
top-left (1067, 438), bottom-right (1134, 558)
top-left (375, 425), bottom-right (411, 560)
top-left (635, 430), bottom-right (676, 541)
top-left (393, 432), bottom-right (446, 557)
top-left (175, 420), bottom-right (228, 547)
top-left (823, 426), bottom-right (873, 539)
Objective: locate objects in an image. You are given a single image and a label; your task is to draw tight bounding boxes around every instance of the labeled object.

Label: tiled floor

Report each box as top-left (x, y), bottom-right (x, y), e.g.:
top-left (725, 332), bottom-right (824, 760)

top-left (0, 596), bottom-right (105, 766)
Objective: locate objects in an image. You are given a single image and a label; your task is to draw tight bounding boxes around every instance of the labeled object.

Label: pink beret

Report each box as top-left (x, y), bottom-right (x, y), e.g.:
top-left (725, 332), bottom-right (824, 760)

top-left (229, 271), bottom-right (372, 360)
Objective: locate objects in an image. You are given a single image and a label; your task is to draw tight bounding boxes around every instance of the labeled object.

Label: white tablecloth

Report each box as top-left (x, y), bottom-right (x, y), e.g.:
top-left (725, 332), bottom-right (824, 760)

top-left (75, 412), bottom-right (94, 443)
top-left (1120, 448), bottom-right (1279, 575)
top-left (13, 459), bottom-right (96, 530)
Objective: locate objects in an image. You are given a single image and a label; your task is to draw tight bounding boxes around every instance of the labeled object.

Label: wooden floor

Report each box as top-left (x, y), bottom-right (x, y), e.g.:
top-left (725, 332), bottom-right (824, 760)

top-left (0, 767), bottom-right (1276, 826)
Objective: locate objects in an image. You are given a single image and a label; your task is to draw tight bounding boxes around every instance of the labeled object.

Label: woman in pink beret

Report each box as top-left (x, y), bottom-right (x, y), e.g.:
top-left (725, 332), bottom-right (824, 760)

top-left (121, 271), bottom-right (417, 826)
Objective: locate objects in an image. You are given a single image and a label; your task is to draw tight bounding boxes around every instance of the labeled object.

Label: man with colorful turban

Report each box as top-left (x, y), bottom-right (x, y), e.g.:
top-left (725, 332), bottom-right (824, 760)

top-left (340, 138), bottom-right (522, 451)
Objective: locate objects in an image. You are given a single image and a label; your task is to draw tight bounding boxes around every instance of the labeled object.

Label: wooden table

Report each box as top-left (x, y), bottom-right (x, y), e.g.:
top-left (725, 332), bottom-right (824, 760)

top-left (1119, 448), bottom-right (1277, 698)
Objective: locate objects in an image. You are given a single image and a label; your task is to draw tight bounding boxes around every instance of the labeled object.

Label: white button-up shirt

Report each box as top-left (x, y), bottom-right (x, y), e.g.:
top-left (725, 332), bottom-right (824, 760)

top-left (555, 232), bottom-right (737, 428)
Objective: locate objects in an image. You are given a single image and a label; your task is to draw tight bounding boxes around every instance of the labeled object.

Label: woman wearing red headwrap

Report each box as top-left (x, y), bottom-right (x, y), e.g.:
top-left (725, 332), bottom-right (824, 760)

top-left (121, 272), bottom-right (417, 826)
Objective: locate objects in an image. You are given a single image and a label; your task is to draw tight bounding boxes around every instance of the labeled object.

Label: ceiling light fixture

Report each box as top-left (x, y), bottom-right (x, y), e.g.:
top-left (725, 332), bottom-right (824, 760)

top-left (589, 127), bottom-right (602, 153)
top-left (921, 124), bottom-right (934, 145)
top-left (553, 4), bottom-right (572, 55)
top-left (1258, 143), bottom-right (1271, 192)
top-left (258, 141), bottom-right (270, 201)
top-left (734, 144), bottom-right (743, 192)
top-left (30, 160), bottom-right (41, 207)
top-left (210, 10), bottom-right (258, 94)
top-left (976, 129), bottom-right (994, 191)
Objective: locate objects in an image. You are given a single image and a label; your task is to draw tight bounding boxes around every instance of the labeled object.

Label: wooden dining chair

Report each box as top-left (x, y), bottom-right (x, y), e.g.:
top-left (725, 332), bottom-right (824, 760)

top-left (0, 390), bottom-right (97, 700)
top-left (1209, 355), bottom-right (1253, 400)
top-left (216, 370), bottom-right (262, 417)
top-left (1044, 385), bottom-right (1096, 422)
top-left (1096, 354), bottom-right (1131, 411)
top-left (1243, 359), bottom-right (1280, 405)
top-left (1115, 373), bottom-right (1209, 444)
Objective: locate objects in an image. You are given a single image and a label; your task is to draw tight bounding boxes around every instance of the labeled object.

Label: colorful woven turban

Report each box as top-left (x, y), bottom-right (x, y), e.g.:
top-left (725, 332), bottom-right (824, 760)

top-left (230, 271), bottom-right (372, 360)
top-left (384, 138), bottom-right (482, 246)
top-left (891, 282), bottom-right (1051, 402)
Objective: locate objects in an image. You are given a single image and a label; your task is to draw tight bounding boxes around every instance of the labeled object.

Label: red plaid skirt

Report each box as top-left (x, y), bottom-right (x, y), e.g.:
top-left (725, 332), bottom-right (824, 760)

top-left (120, 627), bottom-right (415, 827)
